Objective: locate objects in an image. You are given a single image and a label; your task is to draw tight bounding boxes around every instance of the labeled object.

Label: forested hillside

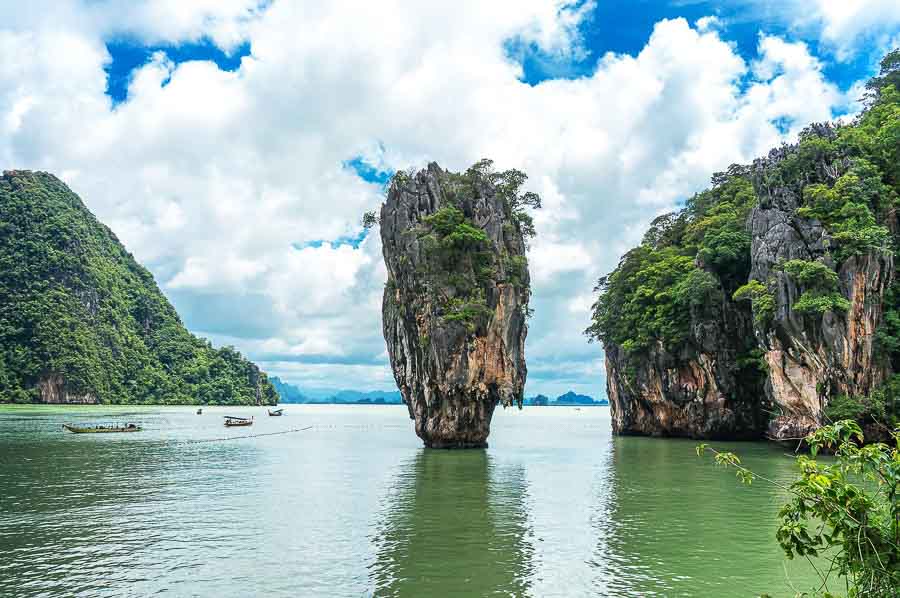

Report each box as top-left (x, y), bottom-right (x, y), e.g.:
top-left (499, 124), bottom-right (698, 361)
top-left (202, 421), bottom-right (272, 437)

top-left (0, 171), bottom-right (277, 405)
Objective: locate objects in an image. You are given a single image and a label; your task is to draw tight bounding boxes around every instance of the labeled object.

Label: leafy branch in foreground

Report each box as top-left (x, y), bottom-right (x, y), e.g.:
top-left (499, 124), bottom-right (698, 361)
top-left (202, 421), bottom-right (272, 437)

top-left (698, 421), bottom-right (900, 597)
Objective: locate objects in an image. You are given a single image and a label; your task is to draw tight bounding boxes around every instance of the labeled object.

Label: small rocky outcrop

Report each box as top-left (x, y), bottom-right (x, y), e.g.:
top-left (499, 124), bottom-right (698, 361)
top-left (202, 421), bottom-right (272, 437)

top-left (379, 162), bottom-right (533, 448)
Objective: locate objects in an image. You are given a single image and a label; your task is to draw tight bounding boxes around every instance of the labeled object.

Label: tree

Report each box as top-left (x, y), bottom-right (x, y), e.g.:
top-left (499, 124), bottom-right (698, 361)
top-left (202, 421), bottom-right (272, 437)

top-left (698, 421), bottom-right (900, 596)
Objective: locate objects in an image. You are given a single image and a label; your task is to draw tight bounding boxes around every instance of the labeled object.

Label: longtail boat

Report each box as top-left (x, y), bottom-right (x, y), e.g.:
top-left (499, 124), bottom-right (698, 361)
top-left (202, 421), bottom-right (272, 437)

top-left (267, 408), bottom-right (284, 416)
top-left (63, 423), bottom-right (141, 434)
top-left (224, 415), bottom-right (253, 427)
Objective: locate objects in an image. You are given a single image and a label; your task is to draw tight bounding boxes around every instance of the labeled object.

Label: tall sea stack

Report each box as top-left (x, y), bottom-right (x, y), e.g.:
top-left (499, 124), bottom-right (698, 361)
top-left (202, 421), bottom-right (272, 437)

top-left (378, 161), bottom-right (537, 448)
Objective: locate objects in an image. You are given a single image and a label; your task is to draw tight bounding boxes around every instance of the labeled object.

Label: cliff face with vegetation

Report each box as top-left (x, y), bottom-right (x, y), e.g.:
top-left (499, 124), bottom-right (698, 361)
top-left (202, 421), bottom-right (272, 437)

top-left (378, 161), bottom-right (538, 448)
top-left (588, 52), bottom-right (900, 440)
top-left (0, 171), bottom-right (278, 405)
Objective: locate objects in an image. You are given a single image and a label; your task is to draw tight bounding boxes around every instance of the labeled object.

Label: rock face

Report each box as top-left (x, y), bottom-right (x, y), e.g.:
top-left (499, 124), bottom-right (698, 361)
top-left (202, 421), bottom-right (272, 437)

top-left (605, 295), bottom-right (767, 439)
top-left (380, 163), bottom-right (531, 448)
top-left (38, 374), bottom-right (98, 404)
top-left (748, 144), bottom-right (894, 439)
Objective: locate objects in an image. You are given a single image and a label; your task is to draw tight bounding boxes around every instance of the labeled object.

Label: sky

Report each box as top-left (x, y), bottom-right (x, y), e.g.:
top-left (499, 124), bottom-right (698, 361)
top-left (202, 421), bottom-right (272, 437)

top-left (1, 1), bottom-right (899, 399)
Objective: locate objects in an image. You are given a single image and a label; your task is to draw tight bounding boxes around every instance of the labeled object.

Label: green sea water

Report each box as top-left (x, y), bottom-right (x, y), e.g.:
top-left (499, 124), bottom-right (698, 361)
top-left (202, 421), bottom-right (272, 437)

top-left (0, 405), bottom-right (826, 597)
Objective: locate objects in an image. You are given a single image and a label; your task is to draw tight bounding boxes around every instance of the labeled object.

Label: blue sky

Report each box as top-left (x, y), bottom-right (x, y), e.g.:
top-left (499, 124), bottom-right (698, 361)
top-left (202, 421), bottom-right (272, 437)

top-left (511, 0), bottom-right (881, 92)
top-left (4, 0), bottom-right (899, 398)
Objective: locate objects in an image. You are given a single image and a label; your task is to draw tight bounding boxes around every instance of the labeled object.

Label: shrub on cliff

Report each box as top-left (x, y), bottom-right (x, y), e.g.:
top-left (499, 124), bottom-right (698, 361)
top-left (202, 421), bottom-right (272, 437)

top-left (699, 421), bottom-right (900, 596)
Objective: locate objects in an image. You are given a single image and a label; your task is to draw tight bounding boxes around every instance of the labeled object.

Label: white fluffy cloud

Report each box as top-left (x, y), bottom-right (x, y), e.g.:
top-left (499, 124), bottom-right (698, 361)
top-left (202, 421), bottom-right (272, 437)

top-left (807, 0), bottom-right (900, 57)
top-left (0, 0), bottom-right (884, 396)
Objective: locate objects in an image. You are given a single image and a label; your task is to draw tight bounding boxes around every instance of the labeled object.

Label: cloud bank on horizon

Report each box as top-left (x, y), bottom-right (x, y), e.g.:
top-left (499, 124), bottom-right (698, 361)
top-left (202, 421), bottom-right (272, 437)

top-left (1, 0), bottom-right (898, 397)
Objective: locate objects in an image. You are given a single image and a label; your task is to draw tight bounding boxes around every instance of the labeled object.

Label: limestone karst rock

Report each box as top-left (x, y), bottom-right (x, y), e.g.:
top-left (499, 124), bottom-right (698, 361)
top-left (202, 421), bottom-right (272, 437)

top-left (592, 102), bottom-right (898, 441)
top-left (378, 162), bottom-right (535, 448)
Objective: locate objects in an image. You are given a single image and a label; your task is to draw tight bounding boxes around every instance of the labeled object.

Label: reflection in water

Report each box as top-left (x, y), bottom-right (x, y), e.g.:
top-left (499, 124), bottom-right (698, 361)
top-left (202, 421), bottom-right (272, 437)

top-left (369, 450), bottom-right (534, 597)
top-left (2, 406), bottom-right (833, 596)
top-left (591, 436), bottom-right (823, 597)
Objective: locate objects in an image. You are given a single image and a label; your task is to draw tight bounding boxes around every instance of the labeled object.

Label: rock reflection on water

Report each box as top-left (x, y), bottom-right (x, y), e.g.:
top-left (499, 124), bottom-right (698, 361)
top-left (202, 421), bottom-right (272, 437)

top-left (1, 405), bottom-right (827, 597)
top-left (369, 449), bottom-right (534, 597)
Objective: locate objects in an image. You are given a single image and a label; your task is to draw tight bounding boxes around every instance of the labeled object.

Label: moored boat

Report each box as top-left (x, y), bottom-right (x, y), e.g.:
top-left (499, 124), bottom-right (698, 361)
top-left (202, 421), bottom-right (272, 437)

top-left (63, 423), bottom-right (141, 434)
top-left (224, 416), bottom-right (253, 427)
top-left (267, 408), bottom-right (284, 416)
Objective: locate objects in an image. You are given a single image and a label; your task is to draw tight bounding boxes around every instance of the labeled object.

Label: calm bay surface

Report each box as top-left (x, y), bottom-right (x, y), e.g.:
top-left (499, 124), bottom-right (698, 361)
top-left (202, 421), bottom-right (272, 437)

top-left (0, 405), bottom-right (822, 597)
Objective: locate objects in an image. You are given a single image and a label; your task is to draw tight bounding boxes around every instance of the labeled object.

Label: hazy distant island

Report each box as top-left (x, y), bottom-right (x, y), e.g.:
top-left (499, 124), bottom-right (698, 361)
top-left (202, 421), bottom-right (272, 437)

top-left (524, 391), bottom-right (609, 406)
top-left (272, 377), bottom-right (607, 407)
top-left (270, 377), bottom-right (403, 404)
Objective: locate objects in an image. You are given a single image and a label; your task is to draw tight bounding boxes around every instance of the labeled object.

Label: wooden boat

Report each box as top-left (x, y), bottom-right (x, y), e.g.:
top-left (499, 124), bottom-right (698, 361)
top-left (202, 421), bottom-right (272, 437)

top-left (63, 423), bottom-right (141, 434)
top-left (224, 416), bottom-right (253, 427)
top-left (267, 408), bottom-right (284, 416)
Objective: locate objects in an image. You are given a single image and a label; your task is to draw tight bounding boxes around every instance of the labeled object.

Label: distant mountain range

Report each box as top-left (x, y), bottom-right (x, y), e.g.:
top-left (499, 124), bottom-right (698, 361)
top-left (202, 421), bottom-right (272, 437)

top-left (270, 378), bottom-right (402, 404)
top-left (525, 391), bottom-right (609, 406)
top-left (271, 378), bottom-right (607, 407)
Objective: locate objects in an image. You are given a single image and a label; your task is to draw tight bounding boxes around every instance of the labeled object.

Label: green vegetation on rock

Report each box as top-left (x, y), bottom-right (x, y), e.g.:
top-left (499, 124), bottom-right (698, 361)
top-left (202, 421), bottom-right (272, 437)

top-left (0, 171), bottom-right (277, 405)
top-left (408, 160), bottom-right (539, 330)
top-left (587, 50), bottom-right (900, 357)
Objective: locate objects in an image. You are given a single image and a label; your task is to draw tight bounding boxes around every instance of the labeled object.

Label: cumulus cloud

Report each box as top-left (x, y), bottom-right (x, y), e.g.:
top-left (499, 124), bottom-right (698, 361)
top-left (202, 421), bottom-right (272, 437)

top-left (808, 0), bottom-right (900, 57)
top-left (0, 0), bottom-right (876, 396)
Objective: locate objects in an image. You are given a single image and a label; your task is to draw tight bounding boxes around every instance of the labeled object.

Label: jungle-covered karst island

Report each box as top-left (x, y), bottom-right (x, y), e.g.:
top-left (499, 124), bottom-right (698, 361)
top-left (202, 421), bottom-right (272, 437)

top-left (587, 50), bottom-right (900, 444)
top-left (369, 160), bottom-right (539, 448)
top-left (0, 170), bottom-right (278, 406)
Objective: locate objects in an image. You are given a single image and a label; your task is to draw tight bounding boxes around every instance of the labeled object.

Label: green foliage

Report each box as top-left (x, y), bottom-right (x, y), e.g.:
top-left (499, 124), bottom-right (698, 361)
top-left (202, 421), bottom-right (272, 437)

top-left (585, 52), bottom-right (900, 356)
top-left (797, 162), bottom-right (893, 262)
top-left (419, 206), bottom-right (494, 327)
top-left (825, 375), bottom-right (900, 430)
top-left (876, 282), bottom-right (900, 370)
top-left (685, 174), bottom-right (756, 288)
top-left (361, 210), bottom-right (379, 229)
top-left (438, 159), bottom-right (541, 241)
top-left (700, 421), bottom-right (900, 596)
top-left (779, 259), bottom-right (851, 315)
top-left (673, 268), bottom-right (723, 308)
top-left (733, 279), bottom-right (775, 325)
top-left (408, 161), bottom-right (540, 330)
top-left (587, 165), bottom-right (757, 351)
top-left (780, 259), bottom-right (839, 287)
top-left (792, 293), bottom-right (852, 315)
top-left (865, 49), bottom-right (900, 102)
top-left (586, 245), bottom-right (700, 352)
top-left (442, 295), bottom-right (494, 332)
top-left (0, 171), bottom-right (277, 405)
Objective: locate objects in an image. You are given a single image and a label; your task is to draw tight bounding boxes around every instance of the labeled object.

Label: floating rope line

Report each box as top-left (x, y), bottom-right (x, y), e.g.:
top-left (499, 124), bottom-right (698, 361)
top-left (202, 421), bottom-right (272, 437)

top-left (182, 425), bottom-right (314, 444)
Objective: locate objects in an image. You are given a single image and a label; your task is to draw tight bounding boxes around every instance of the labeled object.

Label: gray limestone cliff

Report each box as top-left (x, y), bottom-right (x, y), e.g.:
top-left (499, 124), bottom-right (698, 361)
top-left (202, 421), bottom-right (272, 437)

top-left (746, 136), bottom-right (894, 440)
top-left (379, 162), bottom-right (533, 448)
